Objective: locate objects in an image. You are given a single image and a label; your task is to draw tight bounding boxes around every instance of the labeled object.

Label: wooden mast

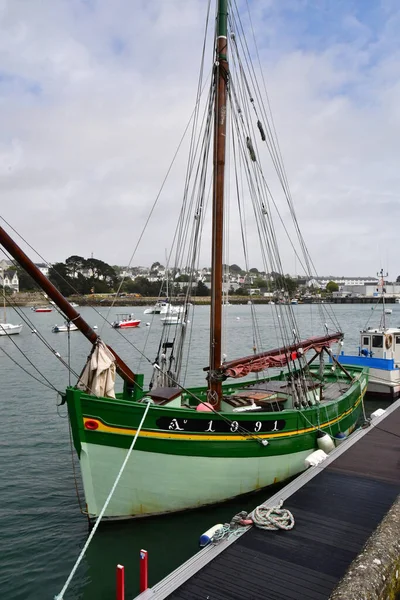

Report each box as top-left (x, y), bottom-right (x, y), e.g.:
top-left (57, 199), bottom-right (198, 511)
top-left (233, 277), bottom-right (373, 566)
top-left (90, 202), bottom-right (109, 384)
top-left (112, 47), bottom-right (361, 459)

top-left (0, 225), bottom-right (136, 386)
top-left (209, 0), bottom-right (228, 407)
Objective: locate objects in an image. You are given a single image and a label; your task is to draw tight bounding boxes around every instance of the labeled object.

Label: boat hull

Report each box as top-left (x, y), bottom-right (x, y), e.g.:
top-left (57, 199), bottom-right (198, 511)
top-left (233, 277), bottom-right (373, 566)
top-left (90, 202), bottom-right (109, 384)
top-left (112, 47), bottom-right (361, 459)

top-left (80, 443), bottom-right (314, 518)
top-left (52, 325), bottom-right (79, 333)
top-left (143, 308), bottom-right (161, 315)
top-left (113, 321), bottom-right (141, 328)
top-left (161, 318), bottom-right (184, 325)
top-left (67, 367), bottom-right (367, 520)
top-left (0, 323), bottom-right (23, 335)
top-left (366, 368), bottom-right (400, 400)
top-left (335, 354), bottom-right (400, 401)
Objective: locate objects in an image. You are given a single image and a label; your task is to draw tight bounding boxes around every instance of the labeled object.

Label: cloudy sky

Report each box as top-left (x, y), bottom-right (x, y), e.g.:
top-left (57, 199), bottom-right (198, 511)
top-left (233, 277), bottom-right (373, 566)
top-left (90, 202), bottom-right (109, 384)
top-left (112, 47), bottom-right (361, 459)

top-left (0, 0), bottom-right (400, 278)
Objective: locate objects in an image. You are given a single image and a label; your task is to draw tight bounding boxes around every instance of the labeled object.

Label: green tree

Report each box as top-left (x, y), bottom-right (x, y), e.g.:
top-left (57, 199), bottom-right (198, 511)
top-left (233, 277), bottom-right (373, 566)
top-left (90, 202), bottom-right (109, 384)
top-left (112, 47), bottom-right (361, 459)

top-left (235, 286), bottom-right (249, 296)
top-left (48, 263), bottom-right (73, 296)
top-left (285, 276), bottom-right (298, 297)
top-left (90, 279), bottom-right (113, 294)
top-left (229, 264), bottom-right (243, 274)
top-left (65, 255), bottom-right (86, 279)
top-left (120, 279), bottom-right (138, 293)
top-left (85, 258), bottom-right (117, 288)
top-left (113, 265), bottom-right (124, 276)
top-left (15, 266), bottom-right (37, 292)
top-left (326, 281), bottom-right (339, 293)
top-left (121, 277), bottom-right (162, 297)
top-left (253, 277), bottom-right (268, 288)
top-left (195, 280), bottom-right (210, 296)
top-left (74, 272), bottom-right (91, 294)
top-left (272, 274), bottom-right (298, 296)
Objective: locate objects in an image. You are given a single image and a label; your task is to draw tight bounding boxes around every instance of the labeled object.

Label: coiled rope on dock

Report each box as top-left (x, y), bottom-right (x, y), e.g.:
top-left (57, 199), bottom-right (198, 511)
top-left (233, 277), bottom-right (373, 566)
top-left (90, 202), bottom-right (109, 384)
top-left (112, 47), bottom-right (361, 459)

top-left (250, 500), bottom-right (295, 531)
top-left (211, 500), bottom-right (294, 543)
top-left (54, 399), bottom-right (152, 600)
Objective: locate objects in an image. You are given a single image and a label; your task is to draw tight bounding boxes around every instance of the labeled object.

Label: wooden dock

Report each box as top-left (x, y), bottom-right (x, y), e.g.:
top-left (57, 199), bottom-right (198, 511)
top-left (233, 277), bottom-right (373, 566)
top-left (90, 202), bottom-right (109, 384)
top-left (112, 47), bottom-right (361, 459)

top-left (134, 400), bottom-right (400, 600)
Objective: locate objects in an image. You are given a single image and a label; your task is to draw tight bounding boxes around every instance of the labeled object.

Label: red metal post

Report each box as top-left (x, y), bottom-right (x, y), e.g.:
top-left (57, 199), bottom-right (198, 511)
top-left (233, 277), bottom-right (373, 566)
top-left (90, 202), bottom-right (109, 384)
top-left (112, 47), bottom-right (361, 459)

top-left (116, 564), bottom-right (125, 600)
top-left (139, 549), bottom-right (148, 592)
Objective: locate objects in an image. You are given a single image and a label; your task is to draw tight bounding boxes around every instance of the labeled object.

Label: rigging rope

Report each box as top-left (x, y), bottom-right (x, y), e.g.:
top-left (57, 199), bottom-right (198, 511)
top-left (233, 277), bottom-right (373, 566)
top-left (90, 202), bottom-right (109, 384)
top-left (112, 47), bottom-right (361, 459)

top-left (54, 399), bottom-right (151, 600)
top-left (0, 287), bottom-right (86, 382)
top-left (0, 345), bottom-right (60, 392)
top-left (228, 0), bottom-right (342, 334)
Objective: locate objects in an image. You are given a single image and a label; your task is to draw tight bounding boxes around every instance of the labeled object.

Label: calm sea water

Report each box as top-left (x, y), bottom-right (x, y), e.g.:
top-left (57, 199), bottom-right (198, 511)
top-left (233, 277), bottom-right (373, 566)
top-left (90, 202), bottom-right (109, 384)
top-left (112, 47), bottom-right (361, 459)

top-left (0, 303), bottom-right (394, 600)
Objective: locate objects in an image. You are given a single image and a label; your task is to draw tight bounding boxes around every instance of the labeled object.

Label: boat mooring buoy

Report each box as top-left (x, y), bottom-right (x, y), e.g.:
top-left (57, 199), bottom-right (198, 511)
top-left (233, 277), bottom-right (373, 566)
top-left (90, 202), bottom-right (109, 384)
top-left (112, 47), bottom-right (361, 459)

top-left (334, 432), bottom-right (347, 446)
top-left (199, 523), bottom-right (224, 547)
top-left (317, 431), bottom-right (335, 453)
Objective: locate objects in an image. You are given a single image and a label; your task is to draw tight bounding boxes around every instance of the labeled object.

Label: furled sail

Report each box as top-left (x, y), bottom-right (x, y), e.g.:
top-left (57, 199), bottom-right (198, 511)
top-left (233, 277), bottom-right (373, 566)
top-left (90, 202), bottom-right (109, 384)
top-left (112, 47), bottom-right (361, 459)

top-left (77, 340), bottom-right (116, 398)
top-left (220, 333), bottom-right (343, 379)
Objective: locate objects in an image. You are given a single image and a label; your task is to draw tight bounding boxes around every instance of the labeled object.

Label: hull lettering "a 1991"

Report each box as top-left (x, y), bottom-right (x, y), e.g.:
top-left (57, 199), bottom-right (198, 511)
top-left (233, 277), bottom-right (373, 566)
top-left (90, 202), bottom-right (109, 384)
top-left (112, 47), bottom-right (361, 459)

top-left (156, 417), bottom-right (286, 434)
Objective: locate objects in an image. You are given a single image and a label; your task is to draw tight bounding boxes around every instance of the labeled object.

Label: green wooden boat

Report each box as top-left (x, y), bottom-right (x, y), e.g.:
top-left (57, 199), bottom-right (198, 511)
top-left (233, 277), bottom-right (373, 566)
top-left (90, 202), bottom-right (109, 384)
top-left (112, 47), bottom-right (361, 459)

top-left (64, 363), bottom-right (367, 519)
top-left (0, 0), bottom-right (368, 520)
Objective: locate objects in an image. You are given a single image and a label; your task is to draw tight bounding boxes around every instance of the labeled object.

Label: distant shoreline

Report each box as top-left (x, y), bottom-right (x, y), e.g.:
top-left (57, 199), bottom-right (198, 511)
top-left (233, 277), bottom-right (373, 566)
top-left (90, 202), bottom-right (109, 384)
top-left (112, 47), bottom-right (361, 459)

top-left (6, 292), bottom-right (397, 307)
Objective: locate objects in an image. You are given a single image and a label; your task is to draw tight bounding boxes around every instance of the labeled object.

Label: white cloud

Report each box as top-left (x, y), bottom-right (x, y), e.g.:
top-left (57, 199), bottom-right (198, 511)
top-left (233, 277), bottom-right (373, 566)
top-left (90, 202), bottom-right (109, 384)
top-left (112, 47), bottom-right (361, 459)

top-left (0, 0), bottom-right (400, 278)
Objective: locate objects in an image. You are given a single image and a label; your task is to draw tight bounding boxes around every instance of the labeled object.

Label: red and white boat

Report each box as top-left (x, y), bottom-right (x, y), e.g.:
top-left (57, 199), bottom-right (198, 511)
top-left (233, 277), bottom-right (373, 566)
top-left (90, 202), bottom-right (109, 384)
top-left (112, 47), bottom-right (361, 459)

top-left (111, 313), bottom-right (140, 329)
top-left (32, 306), bottom-right (52, 313)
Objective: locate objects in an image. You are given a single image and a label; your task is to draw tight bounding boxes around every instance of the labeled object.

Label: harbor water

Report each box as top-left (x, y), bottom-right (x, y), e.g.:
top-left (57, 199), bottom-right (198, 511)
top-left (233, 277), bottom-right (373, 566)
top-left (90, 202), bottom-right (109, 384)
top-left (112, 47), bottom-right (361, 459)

top-left (0, 303), bottom-right (393, 600)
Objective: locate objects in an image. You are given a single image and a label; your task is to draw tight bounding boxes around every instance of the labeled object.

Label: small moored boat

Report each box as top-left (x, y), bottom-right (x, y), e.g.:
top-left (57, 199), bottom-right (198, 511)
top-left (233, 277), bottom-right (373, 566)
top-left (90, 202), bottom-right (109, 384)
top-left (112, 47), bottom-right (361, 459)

top-left (112, 313), bottom-right (140, 329)
top-left (160, 314), bottom-right (185, 326)
top-left (52, 322), bottom-right (79, 333)
top-left (144, 300), bottom-right (169, 315)
top-left (336, 269), bottom-right (399, 400)
top-left (0, 323), bottom-right (23, 336)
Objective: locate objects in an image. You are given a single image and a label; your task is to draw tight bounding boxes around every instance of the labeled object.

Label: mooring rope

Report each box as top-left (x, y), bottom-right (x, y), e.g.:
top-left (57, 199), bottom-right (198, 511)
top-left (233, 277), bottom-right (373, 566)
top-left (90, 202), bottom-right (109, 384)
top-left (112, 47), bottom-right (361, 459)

top-left (54, 399), bottom-right (152, 600)
top-left (211, 499), bottom-right (294, 543)
top-left (249, 500), bottom-right (295, 531)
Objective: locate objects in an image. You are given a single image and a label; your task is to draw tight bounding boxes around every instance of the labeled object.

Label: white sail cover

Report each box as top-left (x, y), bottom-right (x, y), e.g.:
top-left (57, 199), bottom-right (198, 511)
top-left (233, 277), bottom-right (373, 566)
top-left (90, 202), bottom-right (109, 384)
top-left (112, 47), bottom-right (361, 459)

top-left (77, 340), bottom-right (116, 398)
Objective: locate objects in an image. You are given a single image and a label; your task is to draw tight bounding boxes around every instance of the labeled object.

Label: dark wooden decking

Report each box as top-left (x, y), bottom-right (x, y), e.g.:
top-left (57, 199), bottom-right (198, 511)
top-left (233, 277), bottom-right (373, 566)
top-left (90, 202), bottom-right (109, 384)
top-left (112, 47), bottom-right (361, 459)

top-left (135, 401), bottom-right (400, 600)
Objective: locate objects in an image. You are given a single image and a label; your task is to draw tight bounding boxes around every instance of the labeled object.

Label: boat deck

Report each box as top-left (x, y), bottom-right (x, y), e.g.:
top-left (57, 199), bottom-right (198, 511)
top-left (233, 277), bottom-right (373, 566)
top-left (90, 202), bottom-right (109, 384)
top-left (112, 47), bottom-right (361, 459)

top-left (322, 381), bottom-right (352, 401)
top-left (240, 379), bottom-right (351, 404)
top-left (135, 400), bottom-right (400, 600)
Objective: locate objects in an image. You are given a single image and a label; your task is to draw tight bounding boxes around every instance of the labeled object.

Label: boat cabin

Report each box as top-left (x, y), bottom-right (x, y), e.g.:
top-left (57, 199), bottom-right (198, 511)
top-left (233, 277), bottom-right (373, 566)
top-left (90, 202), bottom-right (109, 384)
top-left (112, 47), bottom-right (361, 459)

top-left (359, 327), bottom-right (400, 366)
